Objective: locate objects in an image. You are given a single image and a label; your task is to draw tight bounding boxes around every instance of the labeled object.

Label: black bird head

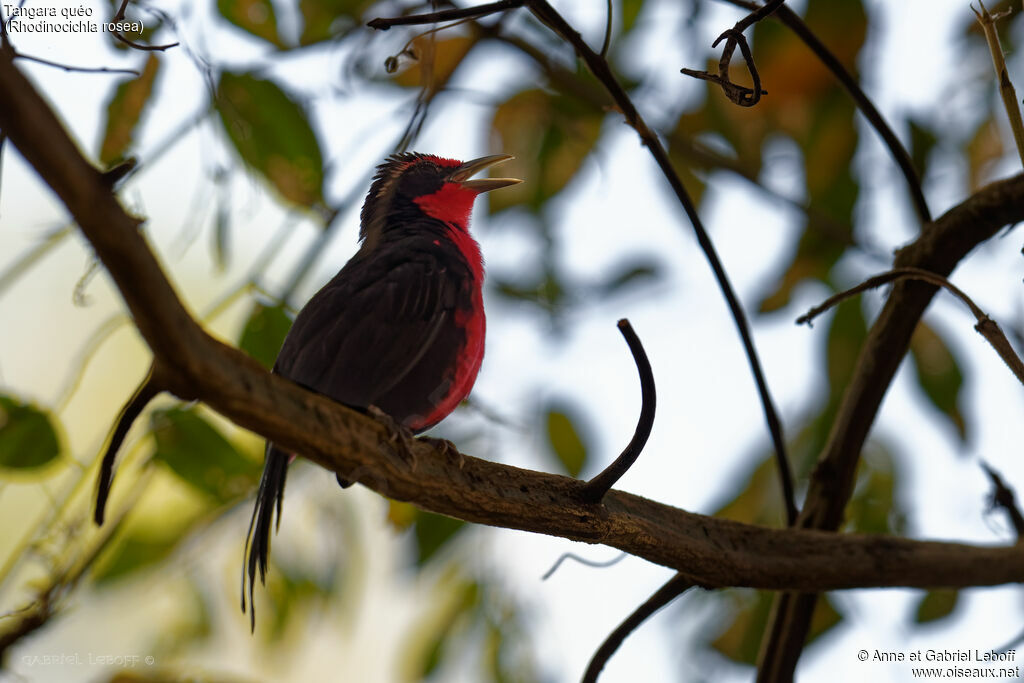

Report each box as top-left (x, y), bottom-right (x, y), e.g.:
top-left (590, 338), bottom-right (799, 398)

top-left (359, 152), bottom-right (520, 247)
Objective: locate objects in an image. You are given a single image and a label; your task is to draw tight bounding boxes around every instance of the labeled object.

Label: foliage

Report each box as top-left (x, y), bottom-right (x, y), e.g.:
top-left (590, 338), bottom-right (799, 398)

top-left (1, 0), bottom-right (1022, 681)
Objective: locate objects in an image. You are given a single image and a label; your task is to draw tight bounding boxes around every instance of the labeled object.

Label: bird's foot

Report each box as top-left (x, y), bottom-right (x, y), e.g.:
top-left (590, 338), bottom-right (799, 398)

top-left (368, 405), bottom-right (418, 471)
top-left (419, 436), bottom-right (465, 469)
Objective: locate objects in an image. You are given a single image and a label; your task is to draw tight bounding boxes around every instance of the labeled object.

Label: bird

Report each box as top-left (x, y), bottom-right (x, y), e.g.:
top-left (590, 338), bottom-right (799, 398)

top-left (242, 152), bottom-right (521, 628)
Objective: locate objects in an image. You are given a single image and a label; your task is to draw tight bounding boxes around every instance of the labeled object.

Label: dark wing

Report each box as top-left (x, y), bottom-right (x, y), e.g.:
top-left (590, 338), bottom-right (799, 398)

top-left (275, 246), bottom-right (460, 413)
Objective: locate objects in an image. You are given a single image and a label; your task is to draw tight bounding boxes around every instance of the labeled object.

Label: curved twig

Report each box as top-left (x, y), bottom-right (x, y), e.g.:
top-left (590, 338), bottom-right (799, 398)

top-left (579, 320), bottom-right (656, 503)
top-left (716, 0), bottom-right (931, 224)
top-left (541, 551), bottom-right (627, 580)
top-left (680, 0), bottom-right (785, 106)
top-left (582, 575), bottom-right (695, 683)
top-left (111, 0), bottom-right (179, 51)
top-left (94, 365), bottom-right (164, 524)
top-left (798, 267), bottom-right (1024, 387)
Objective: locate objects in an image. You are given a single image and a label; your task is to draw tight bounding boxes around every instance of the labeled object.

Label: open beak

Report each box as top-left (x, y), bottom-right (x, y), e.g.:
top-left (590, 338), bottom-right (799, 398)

top-left (451, 154), bottom-right (522, 193)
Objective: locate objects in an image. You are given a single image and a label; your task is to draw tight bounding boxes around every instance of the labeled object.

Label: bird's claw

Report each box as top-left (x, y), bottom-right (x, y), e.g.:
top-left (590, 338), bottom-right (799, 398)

top-left (368, 405), bottom-right (418, 471)
top-left (419, 436), bottom-right (464, 469)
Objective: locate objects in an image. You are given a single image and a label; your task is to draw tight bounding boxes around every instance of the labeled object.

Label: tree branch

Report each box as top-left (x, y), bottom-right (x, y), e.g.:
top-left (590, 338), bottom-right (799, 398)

top-left (3, 36), bottom-right (1024, 653)
top-left (757, 172), bottom-right (1024, 680)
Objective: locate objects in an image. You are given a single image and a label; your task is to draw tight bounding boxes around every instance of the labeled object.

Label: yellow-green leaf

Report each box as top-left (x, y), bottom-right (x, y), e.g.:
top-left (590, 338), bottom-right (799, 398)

top-left (544, 404), bottom-right (589, 477)
top-left (98, 55), bottom-right (161, 165)
top-left (909, 322), bottom-right (966, 441)
top-left (150, 406), bottom-right (259, 501)
top-left (239, 302), bottom-right (293, 369)
top-left (299, 0), bottom-right (363, 45)
top-left (914, 589), bottom-right (960, 623)
top-left (0, 395), bottom-right (61, 471)
top-left (216, 71), bottom-right (326, 208)
top-left (217, 0), bottom-right (283, 47)
top-left (490, 89), bottom-right (603, 213)
top-left (711, 590), bottom-right (841, 664)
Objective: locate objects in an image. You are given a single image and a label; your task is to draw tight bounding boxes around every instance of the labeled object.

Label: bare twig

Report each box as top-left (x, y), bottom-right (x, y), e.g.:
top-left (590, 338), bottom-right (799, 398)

top-left (716, 0), bottom-right (931, 225)
top-left (12, 53), bottom-right (140, 76)
top-left (981, 461), bottom-right (1024, 540)
top-left (111, 0), bottom-right (178, 51)
top-left (798, 266), bottom-right (1024, 388)
top-left (582, 575), bottom-right (695, 683)
top-left (368, 0), bottom-right (524, 30)
top-left (680, 0), bottom-right (785, 106)
top-left (541, 551), bottom-right (626, 580)
top-left (972, 1), bottom-right (1024, 166)
top-left (579, 319), bottom-right (656, 503)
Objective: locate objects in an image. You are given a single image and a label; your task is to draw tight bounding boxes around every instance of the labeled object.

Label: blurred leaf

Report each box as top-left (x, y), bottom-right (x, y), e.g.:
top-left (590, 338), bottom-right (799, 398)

top-left (98, 55), bottom-right (161, 165)
top-left (94, 525), bottom-right (187, 583)
top-left (150, 406), bottom-right (259, 501)
top-left (239, 302), bottom-right (293, 369)
top-left (966, 116), bottom-right (1004, 191)
top-left (387, 499), bottom-right (418, 531)
top-left (490, 88), bottom-right (603, 213)
top-left (544, 404), bottom-right (589, 477)
top-left (714, 456), bottom-right (786, 527)
top-left (216, 71), bottom-right (325, 208)
top-left (213, 183), bottom-right (231, 271)
top-left (711, 590), bottom-right (841, 664)
top-left (826, 299), bottom-right (868, 393)
top-left (402, 574), bottom-right (480, 681)
top-left (909, 322), bottom-right (967, 441)
top-left (217, 0), bottom-right (282, 47)
top-left (908, 117), bottom-right (939, 181)
top-left (596, 258), bottom-right (662, 297)
top-left (913, 589), bottom-right (960, 623)
top-left (846, 443), bottom-right (906, 535)
top-left (300, 0), bottom-right (362, 44)
top-left (414, 511), bottom-right (466, 565)
top-left (0, 395), bottom-right (61, 471)
top-left (392, 36), bottom-right (475, 88)
top-left (620, 0), bottom-right (643, 35)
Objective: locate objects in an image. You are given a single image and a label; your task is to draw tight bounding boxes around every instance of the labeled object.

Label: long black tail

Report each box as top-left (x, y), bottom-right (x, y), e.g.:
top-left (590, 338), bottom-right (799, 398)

top-left (242, 442), bottom-right (289, 631)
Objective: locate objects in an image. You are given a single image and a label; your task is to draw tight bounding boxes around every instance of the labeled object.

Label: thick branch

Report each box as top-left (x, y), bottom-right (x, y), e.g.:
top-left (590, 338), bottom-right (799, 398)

top-left (757, 172), bottom-right (1024, 680)
top-left (2, 43), bottom-right (1024, 608)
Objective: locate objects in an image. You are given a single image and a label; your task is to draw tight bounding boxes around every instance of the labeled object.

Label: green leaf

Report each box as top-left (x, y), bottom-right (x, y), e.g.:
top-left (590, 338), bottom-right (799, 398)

top-left (489, 88), bottom-right (603, 214)
top-left (299, 0), bottom-right (362, 44)
top-left (93, 526), bottom-right (187, 583)
top-left (0, 395), bottom-right (61, 471)
top-left (846, 443), bottom-right (906, 535)
top-left (239, 302), bottom-right (293, 369)
top-left (826, 299), bottom-right (868, 394)
top-left (909, 322), bottom-right (967, 441)
top-left (913, 589), bottom-right (960, 623)
top-left (620, 0), bottom-right (643, 35)
top-left (216, 71), bottom-right (326, 208)
top-left (414, 512), bottom-right (466, 565)
top-left (544, 404), bottom-right (589, 477)
top-left (217, 0), bottom-right (283, 47)
top-left (714, 456), bottom-right (787, 527)
top-left (597, 258), bottom-right (662, 297)
top-left (98, 54), bottom-right (161, 165)
top-left (908, 117), bottom-right (939, 181)
top-left (150, 406), bottom-right (259, 501)
top-left (711, 590), bottom-right (842, 664)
